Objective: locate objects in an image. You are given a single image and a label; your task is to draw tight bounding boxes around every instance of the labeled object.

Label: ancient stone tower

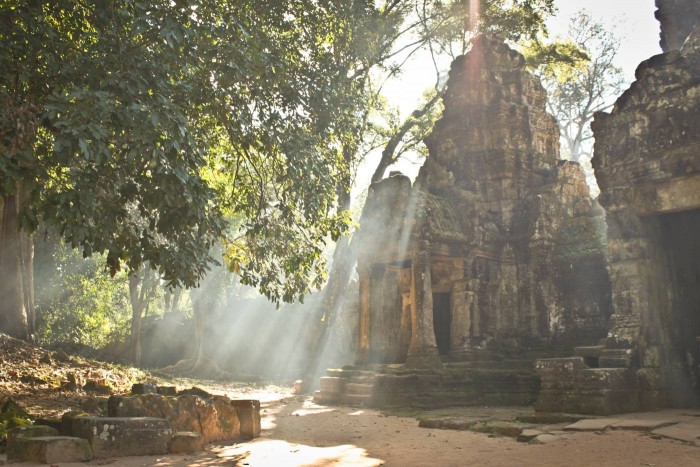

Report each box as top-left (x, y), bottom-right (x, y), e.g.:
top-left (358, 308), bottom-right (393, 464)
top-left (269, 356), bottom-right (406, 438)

top-left (535, 0), bottom-right (700, 414)
top-left (314, 36), bottom-right (612, 408)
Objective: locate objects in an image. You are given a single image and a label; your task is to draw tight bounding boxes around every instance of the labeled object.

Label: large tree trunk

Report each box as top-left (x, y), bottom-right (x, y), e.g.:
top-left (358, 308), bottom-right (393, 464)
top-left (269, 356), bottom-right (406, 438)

top-left (0, 190), bottom-right (34, 341)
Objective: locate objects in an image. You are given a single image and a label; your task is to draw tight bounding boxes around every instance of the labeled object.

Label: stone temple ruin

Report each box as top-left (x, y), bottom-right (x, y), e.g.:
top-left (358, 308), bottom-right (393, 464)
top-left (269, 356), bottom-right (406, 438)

top-left (536, 0), bottom-right (700, 414)
top-left (317, 35), bottom-right (611, 408)
top-left (316, 1), bottom-right (699, 414)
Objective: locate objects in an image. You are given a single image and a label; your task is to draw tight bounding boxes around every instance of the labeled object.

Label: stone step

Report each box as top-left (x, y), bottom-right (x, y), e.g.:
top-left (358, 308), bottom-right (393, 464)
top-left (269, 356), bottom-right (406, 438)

top-left (574, 345), bottom-right (605, 358)
top-left (319, 376), bottom-right (346, 393)
top-left (348, 375), bottom-right (377, 384)
top-left (67, 416), bottom-right (172, 458)
top-left (599, 349), bottom-right (632, 368)
top-left (338, 369), bottom-right (377, 379)
top-left (9, 436), bottom-right (92, 463)
top-left (313, 390), bottom-right (339, 404)
top-left (344, 383), bottom-right (374, 395)
top-left (340, 393), bottom-right (372, 406)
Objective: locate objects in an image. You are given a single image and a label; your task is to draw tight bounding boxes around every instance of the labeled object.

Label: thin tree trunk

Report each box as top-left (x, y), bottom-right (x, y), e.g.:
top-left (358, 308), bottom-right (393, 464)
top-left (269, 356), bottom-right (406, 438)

top-left (0, 191), bottom-right (32, 341)
top-left (128, 273), bottom-right (145, 366)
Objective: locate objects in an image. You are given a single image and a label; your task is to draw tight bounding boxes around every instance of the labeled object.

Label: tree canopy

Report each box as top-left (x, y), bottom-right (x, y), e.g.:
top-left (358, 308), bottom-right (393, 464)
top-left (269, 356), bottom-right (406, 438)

top-left (1, 0), bottom-right (373, 303)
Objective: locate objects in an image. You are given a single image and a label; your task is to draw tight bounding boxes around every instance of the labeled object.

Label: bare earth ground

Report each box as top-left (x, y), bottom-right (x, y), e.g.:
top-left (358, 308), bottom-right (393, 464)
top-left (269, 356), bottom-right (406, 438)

top-left (3, 385), bottom-right (699, 467)
top-left (1, 335), bottom-right (698, 466)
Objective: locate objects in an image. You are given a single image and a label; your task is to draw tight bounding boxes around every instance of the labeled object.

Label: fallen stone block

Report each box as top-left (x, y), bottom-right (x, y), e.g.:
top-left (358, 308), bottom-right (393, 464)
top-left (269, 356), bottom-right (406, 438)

top-left (517, 429), bottom-right (543, 442)
top-left (6, 425), bottom-right (60, 460)
top-left (564, 418), bottom-right (621, 432)
top-left (61, 411), bottom-right (89, 436)
top-left (169, 431), bottom-right (203, 453)
top-left (10, 436), bottom-right (92, 463)
top-left (69, 416), bottom-right (172, 458)
top-left (231, 399), bottom-right (261, 440)
top-left (158, 385), bottom-right (178, 396)
top-left (108, 393), bottom-right (242, 443)
top-left (131, 382), bottom-right (158, 395)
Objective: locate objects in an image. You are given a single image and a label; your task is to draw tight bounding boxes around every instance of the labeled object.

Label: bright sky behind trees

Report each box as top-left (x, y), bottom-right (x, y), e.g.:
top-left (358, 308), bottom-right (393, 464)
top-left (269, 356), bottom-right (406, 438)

top-left (371, 0), bottom-right (662, 185)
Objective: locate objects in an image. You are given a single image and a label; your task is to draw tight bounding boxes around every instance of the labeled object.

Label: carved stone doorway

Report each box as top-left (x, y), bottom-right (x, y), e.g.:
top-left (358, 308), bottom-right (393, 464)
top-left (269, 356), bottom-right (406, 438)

top-left (432, 293), bottom-right (451, 356)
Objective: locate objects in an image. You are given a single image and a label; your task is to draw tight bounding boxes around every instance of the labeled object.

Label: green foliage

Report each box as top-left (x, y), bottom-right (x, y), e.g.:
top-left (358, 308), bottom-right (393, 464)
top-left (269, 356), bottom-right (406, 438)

top-left (0, 1), bottom-right (375, 303)
top-left (34, 231), bottom-right (135, 348)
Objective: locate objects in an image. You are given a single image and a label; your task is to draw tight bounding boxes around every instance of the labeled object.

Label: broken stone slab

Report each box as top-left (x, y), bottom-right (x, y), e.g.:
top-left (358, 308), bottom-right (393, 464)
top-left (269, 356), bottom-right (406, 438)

top-left (472, 421), bottom-right (530, 438)
top-left (651, 423), bottom-right (700, 443)
top-left (9, 436), bottom-right (92, 464)
top-left (564, 418), bottom-right (622, 432)
top-left (169, 431), bottom-right (203, 453)
top-left (611, 419), bottom-right (677, 431)
top-left (6, 425), bottom-right (60, 460)
top-left (517, 429), bottom-right (543, 442)
top-left (69, 416), bottom-right (172, 458)
top-left (231, 399), bottom-right (261, 439)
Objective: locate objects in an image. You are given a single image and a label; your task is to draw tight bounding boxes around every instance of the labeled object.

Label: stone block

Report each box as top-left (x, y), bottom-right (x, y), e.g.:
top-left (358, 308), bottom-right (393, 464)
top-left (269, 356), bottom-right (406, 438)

top-left (10, 436), bottom-right (92, 463)
top-left (517, 429), bottom-right (543, 442)
top-left (418, 418), bottom-right (444, 429)
top-left (108, 393), bottom-right (242, 443)
top-left (61, 411), bottom-right (89, 435)
top-left (6, 425), bottom-right (60, 459)
top-left (319, 376), bottom-right (345, 393)
top-left (69, 416), bottom-right (172, 458)
top-left (230, 399), bottom-right (261, 440)
top-left (535, 358), bottom-right (589, 373)
top-left (131, 382), bottom-right (158, 395)
top-left (169, 431), bottom-right (203, 453)
top-left (157, 385), bottom-right (178, 396)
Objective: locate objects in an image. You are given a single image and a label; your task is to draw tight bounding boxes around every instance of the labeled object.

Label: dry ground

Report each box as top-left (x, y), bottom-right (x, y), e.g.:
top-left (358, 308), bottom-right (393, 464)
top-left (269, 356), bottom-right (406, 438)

top-left (3, 389), bottom-right (699, 467)
top-left (1, 334), bottom-right (698, 466)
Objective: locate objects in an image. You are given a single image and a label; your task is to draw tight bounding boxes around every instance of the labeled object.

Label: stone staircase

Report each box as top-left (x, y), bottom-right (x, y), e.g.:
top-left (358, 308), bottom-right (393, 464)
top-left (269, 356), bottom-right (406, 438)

top-left (314, 362), bottom-right (541, 409)
top-left (534, 339), bottom-right (641, 415)
top-left (315, 368), bottom-right (378, 406)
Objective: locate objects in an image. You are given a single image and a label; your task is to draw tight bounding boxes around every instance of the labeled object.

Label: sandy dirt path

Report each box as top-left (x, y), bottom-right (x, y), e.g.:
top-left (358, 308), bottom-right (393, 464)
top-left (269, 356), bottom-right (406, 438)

top-left (5, 394), bottom-right (700, 466)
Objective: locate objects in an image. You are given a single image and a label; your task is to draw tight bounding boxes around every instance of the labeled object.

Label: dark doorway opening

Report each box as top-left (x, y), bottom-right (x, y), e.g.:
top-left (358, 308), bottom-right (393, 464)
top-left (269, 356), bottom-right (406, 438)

top-left (658, 208), bottom-right (700, 405)
top-left (432, 293), bottom-right (451, 356)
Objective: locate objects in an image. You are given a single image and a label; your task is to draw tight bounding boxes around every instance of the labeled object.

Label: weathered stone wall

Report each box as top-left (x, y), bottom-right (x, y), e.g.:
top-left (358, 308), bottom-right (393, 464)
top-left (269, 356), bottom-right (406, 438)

top-left (590, 24), bottom-right (700, 407)
top-left (423, 36), bottom-right (611, 352)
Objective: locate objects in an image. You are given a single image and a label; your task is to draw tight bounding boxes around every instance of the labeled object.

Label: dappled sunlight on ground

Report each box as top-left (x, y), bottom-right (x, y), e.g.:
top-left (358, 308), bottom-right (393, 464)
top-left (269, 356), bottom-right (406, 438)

top-left (292, 398), bottom-right (338, 417)
top-left (213, 439), bottom-right (383, 467)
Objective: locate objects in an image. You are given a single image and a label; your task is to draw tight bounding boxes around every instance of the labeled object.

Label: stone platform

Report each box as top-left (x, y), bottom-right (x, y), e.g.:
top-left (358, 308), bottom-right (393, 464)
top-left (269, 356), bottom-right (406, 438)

top-left (315, 362), bottom-right (540, 409)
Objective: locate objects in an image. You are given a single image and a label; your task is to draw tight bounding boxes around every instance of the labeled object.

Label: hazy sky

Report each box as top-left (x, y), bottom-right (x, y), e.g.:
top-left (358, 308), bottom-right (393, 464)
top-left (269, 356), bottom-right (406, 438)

top-left (383, 0), bottom-right (662, 115)
top-left (364, 0), bottom-right (663, 186)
